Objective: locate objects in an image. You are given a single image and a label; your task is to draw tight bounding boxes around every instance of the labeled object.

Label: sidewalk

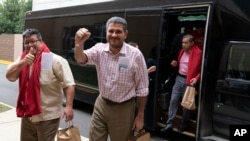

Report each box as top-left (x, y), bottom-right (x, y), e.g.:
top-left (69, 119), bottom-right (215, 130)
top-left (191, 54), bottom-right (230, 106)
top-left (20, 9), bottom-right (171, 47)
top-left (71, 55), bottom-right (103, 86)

top-left (0, 102), bottom-right (89, 141)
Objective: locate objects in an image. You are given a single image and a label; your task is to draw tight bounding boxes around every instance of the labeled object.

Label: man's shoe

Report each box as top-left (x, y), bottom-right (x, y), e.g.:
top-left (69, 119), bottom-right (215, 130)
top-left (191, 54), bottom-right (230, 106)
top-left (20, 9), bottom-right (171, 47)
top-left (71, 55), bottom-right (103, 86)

top-left (161, 126), bottom-right (173, 133)
top-left (178, 126), bottom-right (187, 132)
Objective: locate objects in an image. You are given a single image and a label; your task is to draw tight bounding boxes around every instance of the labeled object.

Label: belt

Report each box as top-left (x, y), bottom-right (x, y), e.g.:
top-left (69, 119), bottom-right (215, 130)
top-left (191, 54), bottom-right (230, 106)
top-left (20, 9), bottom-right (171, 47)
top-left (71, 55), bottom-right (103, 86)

top-left (178, 73), bottom-right (186, 78)
top-left (102, 96), bottom-right (134, 105)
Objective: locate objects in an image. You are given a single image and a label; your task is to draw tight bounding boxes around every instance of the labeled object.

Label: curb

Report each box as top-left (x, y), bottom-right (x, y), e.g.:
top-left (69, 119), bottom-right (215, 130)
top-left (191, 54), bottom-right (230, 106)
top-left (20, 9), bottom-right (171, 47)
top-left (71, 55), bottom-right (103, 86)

top-left (0, 102), bottom-right (14, 109)
top-left (0, 60), bottom-right (12, 65)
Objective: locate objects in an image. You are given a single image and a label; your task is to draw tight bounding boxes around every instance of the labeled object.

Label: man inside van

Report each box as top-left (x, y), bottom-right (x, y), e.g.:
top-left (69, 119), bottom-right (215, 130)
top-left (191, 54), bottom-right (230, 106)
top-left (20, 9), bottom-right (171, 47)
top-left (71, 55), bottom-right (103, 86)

top-left (161, 34), bottom-right (202, 133)
top-left (171, 25), bottom-right (193, 60)
top-left (74, 16), bottom-right (149, 141)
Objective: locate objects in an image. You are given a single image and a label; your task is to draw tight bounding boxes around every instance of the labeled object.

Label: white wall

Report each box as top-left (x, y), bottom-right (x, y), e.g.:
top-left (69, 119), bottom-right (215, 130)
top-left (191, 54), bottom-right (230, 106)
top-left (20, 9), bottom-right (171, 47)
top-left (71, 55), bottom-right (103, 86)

top-left (32, 0), bottom-right (114, 11)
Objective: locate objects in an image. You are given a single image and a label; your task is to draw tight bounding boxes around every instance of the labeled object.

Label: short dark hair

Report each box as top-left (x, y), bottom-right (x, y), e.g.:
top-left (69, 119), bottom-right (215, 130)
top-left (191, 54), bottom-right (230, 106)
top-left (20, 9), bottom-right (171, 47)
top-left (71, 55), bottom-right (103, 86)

top-left (106, 16), bottom-right (127, 31)
top-left (22, 28), bottom-right (42, 40)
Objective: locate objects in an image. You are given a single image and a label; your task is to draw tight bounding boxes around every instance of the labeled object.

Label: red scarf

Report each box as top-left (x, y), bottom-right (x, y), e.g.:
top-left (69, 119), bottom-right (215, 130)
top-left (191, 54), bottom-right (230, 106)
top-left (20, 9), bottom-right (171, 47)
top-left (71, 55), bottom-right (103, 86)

top-left (17, 42), bottom-right (50, 117)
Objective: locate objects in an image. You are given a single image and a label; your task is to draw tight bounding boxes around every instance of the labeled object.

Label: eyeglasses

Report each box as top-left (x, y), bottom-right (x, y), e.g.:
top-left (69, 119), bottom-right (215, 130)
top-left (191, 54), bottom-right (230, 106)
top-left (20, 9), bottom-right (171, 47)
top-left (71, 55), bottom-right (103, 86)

top-left (24, 40), bottom-right (40, 45)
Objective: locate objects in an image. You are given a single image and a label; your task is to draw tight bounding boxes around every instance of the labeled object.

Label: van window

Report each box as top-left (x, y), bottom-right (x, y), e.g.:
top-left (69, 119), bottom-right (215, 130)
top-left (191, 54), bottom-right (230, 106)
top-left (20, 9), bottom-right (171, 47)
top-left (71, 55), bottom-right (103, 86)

top-left (214, 42), bottom-right (250, 137)
top-left (226, 44), bottom-right (250, 80)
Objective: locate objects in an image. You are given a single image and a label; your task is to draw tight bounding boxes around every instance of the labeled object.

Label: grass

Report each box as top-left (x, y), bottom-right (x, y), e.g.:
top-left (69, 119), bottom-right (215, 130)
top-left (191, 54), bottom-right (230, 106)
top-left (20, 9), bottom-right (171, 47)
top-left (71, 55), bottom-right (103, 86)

top-left (0, 102), bottom-right (12, 113)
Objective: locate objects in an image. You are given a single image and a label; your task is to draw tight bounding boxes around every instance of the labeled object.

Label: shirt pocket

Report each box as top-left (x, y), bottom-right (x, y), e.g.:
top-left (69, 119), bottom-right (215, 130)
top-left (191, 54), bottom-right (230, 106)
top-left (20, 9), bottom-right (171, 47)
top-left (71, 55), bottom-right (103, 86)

top-left (40, 70), bottom-right (55, 85)
top-left (117, 68), bottom-right (133, 84)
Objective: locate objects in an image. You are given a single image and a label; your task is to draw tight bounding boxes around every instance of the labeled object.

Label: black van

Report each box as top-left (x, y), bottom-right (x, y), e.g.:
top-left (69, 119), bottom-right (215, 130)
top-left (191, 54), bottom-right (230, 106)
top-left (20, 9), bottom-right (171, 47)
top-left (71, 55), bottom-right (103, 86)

top-left (25, 0), bottom-right (250, 140)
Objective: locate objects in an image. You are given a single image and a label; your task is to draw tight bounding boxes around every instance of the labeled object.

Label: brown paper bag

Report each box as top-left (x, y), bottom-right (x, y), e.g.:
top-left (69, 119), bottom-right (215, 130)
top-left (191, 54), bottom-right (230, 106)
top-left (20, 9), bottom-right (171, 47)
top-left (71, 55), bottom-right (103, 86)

top-left (57, 121), bottom-right (81, 141)
top-left (181, 86), bottom-right (197, 110)
top-left (128, 129), bottom-right (150, 141)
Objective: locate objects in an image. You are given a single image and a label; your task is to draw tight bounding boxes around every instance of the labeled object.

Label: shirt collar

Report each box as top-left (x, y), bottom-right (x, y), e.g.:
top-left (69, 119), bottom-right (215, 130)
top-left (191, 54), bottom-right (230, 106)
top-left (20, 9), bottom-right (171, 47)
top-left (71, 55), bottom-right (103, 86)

top-left (119, 42), bottom-right (126, 55)
top-left (103, 42), bottom-right (127, 55)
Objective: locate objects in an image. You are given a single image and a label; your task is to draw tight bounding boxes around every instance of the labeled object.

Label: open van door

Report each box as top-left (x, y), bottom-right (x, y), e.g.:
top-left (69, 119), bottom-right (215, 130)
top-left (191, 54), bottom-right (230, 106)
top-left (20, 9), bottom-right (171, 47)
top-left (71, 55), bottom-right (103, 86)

top-left (156, 4), bottom-right (210, 138)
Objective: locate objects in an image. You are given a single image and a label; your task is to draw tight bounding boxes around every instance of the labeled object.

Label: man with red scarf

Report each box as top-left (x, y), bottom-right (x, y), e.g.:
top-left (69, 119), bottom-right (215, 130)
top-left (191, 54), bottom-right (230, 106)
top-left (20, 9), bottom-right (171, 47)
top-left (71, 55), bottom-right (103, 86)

top-left (161, 34), bottom-right (202, 133)
top-left (6, 28), bottom-right (75, 141)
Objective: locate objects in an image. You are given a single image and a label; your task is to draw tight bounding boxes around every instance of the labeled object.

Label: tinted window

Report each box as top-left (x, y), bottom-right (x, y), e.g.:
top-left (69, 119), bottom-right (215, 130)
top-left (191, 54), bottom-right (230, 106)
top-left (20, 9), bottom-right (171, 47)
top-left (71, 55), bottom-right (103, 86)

top-left (226, 44), bottom-right (250, 80)
top-left (214, 42), bottom-right (250, 137)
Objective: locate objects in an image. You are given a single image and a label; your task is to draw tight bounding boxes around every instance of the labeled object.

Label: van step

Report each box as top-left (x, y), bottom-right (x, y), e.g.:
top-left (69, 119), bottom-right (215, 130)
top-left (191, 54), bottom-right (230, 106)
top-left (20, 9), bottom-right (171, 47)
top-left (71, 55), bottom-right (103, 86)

top-left (157, 113), bottom-right (196, 136)
top-left (157, 122), bottom-right (195, 137)
top-left (201, 135), bottom-right (229, 141)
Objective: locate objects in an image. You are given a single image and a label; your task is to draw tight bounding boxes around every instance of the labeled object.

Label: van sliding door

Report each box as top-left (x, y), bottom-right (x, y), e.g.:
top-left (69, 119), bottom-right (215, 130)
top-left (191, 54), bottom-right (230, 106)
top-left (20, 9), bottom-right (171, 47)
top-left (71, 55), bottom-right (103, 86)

top-left (125, 9), bottom-right (163, 130)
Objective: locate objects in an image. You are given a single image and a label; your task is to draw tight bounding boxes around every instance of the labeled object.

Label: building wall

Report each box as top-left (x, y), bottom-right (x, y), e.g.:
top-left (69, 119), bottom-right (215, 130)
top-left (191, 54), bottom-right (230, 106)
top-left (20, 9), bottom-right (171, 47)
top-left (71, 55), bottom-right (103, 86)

top-left (0, 34), bottom-right (22, 62)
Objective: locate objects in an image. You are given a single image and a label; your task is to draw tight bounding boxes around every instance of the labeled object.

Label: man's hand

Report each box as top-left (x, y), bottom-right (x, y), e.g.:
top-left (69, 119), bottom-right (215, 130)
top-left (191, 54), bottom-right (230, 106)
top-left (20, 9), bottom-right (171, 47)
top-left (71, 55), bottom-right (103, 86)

top-left (190, 78), bottom-right (197, 86)
top-left (170, 60), bottom-right (178, 67)
top-left (23, 48), bottom-right (35, 65)
top-left (75, 28), bottom-right (91, 45)
top-left (148, 66), bottom-right (156, 73)
top-left (61, 106), bottom-right (74, 122)
top-left (132, 115), bottom-right (144, 132)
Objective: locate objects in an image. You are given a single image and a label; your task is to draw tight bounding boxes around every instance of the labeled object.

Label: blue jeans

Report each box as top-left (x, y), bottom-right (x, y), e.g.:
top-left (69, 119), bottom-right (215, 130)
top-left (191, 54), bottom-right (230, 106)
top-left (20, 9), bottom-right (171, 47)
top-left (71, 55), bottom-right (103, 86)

top-left (166, 75), bottom-right (190, 129)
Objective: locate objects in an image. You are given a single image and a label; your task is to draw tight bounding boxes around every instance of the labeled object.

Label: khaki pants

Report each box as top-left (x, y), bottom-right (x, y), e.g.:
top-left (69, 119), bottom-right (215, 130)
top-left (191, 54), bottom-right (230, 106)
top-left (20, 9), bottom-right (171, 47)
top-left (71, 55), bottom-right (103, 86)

top-left (21, 117), bottom-right (60, 141)
top-left (89, 95), bottom-right (135, 141)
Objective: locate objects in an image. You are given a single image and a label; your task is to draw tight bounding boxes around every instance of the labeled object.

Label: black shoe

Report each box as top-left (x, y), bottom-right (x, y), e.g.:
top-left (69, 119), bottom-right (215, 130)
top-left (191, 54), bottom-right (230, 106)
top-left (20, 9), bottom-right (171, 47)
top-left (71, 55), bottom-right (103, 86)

top-left (161, 126), bottom-right (173, 133)
top-left (178, 126), bottom-right (187, 132)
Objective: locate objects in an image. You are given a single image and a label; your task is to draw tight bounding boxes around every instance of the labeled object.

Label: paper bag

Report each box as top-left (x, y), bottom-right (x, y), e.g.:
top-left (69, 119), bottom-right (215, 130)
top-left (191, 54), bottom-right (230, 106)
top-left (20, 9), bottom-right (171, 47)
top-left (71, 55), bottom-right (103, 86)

top-left (57, 121), bottom-right (81, 141)
top-left (181, 86), bottom-right (197, 110)
top-left (128, 129), bottom-right (150, 141)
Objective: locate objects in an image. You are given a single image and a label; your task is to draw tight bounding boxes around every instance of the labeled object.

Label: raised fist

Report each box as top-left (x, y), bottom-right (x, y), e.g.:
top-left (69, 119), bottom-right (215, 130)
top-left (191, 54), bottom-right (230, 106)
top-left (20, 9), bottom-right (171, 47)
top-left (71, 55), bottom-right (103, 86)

top-left (75, 28), bottom-right (91, 45)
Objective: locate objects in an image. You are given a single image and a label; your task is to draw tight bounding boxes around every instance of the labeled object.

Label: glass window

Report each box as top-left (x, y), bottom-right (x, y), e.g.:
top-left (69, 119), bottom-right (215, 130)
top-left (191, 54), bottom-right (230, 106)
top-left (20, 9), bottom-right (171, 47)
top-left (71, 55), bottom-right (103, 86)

top-left (226, 44), bottom-right (250, 80)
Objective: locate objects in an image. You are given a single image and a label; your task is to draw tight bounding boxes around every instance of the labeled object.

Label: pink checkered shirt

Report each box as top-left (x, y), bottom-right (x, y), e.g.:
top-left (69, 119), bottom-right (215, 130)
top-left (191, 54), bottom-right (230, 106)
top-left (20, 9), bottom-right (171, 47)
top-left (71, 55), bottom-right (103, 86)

top-left (84, 42), bottom-right (149, 103)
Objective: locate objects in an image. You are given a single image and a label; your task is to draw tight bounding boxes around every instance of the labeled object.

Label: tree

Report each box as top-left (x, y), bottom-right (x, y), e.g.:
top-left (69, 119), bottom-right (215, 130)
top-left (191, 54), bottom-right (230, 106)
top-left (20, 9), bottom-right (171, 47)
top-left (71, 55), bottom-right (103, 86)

top-left (0, 0), bottom-right (32, 34)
